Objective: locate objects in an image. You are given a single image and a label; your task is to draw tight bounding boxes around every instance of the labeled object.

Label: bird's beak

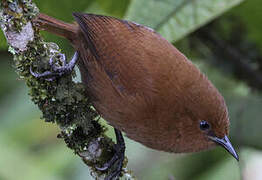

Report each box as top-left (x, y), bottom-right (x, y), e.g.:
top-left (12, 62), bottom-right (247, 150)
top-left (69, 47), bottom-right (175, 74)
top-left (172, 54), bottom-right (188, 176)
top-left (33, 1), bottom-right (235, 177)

top-left (208, 135), bottom-right (239, 161)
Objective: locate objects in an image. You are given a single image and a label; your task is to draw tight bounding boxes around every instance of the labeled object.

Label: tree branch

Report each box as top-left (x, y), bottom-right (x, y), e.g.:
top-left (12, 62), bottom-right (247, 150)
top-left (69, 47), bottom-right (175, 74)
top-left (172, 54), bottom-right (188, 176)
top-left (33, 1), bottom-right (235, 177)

top-left (0, 0), bottom-right (134, 179)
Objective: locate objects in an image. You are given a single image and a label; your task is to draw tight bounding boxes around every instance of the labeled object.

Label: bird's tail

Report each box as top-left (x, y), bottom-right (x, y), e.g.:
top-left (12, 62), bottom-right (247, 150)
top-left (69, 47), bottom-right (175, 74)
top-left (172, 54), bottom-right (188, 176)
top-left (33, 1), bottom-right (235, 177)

top-left (33, 13), bottom-right (78, 43)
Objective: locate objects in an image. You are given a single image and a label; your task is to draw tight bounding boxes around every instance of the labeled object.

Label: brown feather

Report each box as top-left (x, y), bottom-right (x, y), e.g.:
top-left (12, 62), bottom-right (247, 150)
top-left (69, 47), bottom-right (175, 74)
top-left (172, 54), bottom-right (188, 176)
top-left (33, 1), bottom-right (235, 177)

top-left (72, 13), bottom-right (229, 153)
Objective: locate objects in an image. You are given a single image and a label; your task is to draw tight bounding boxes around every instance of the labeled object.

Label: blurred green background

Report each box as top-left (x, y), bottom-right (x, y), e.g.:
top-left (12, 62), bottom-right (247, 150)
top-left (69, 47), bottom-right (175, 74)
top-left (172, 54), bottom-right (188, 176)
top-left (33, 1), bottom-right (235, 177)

top-left (1, 0), bottom-right (262, 179)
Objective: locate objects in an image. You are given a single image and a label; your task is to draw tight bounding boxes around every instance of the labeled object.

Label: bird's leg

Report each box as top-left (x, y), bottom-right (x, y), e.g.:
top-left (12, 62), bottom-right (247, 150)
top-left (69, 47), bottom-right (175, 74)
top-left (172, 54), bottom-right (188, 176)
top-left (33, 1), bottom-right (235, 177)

top-left (30, 51), bottom-right (79, 81)
top-left (96, 128), bottom-right (126, 180)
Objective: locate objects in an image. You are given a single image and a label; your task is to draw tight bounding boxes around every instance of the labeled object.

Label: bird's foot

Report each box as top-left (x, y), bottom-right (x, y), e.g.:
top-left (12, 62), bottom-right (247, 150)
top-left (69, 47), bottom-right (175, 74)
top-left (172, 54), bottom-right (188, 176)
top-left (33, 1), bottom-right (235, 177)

top-left (96, 129), bottom-right (125, 180)
top-left (30, 51), bottom-right (79, 81)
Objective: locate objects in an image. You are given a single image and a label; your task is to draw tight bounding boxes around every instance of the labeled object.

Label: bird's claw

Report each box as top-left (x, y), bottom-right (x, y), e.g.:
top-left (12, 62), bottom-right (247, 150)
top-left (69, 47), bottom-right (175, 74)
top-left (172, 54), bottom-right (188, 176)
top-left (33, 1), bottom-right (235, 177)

top-left (30, 52), bottom-right (79, 81)
top-left (96, 129), bottom-right (125, 180)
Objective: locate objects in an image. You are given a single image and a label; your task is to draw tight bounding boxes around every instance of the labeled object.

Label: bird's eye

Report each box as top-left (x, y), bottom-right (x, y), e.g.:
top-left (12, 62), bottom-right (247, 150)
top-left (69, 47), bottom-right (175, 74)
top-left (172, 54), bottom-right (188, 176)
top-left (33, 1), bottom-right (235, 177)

top-left (199, 120), bottom-right (210, 131)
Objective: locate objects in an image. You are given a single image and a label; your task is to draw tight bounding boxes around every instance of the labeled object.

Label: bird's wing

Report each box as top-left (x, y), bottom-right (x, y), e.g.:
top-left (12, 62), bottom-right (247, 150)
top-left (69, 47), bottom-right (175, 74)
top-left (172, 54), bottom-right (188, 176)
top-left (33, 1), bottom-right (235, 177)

top-left (73, 13), bottom-right (195, 144)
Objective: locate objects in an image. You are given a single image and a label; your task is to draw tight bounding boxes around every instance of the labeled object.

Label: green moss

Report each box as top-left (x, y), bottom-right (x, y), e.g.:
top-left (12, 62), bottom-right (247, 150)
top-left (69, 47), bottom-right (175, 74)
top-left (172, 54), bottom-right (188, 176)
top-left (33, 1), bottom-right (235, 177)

top-left (1, 0), bottom-right (102, 164)
top-left (0, 0), bottom-right (132, 179)
top-left (0, 0), bottom-right (38, 31)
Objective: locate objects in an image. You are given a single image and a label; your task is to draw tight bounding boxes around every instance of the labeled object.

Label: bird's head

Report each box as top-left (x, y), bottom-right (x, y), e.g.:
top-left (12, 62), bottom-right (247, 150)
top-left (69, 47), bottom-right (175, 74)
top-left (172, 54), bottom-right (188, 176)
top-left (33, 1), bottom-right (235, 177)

top-left (173, 74), bottom-right (238, 161)
top-left (198, 119), bottom-right (238, 161)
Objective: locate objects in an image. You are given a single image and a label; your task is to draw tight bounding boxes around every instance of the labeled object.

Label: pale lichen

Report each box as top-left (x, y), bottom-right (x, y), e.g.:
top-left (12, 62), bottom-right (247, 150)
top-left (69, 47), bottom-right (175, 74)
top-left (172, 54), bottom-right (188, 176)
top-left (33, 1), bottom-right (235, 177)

top-left (0, 0), bottom-right (134, 179)
top-left (4, 21), bottom-right (34, 51)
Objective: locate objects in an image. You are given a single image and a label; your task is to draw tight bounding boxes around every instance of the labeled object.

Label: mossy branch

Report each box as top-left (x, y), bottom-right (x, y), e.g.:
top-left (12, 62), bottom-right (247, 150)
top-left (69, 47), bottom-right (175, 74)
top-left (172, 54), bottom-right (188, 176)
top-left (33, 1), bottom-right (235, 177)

top-left (0, 0), bottom-right (134, 179)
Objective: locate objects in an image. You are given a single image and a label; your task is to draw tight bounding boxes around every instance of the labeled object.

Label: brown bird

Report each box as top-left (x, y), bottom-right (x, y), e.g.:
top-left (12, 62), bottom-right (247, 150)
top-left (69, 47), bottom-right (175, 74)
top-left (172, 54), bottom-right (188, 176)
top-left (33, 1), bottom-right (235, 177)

top-left (33, 13), bottom-right (238, 179)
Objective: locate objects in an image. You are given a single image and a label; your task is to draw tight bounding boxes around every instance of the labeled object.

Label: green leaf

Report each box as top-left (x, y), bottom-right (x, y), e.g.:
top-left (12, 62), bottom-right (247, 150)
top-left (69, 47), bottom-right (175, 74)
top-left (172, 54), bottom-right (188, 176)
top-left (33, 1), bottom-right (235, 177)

top-left (125, 0), bottom-right (244, 42)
